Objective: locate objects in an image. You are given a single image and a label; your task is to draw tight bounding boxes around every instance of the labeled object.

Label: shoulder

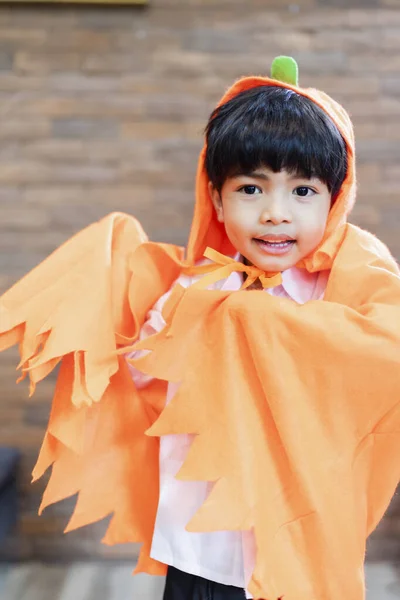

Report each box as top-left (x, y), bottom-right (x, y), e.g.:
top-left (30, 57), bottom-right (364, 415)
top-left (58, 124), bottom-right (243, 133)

top-left (325, 224), bottom-right (400, 305)
top-left (152, 258), bottom-right (213, 312)
top-left (344, 224), bottom-right (399, 274)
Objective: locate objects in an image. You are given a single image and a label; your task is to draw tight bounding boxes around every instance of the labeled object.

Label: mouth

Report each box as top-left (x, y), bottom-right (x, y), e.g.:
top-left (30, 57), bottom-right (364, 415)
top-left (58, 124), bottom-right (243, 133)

top-left (253, 235), bottom-right (296, 256)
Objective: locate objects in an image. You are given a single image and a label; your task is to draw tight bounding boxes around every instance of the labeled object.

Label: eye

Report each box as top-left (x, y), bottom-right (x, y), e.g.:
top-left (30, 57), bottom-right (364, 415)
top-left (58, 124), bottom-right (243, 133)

top-left (293, 186), bottom-right (316, 198)
top-left (238, 185), bottom-right (262, 195)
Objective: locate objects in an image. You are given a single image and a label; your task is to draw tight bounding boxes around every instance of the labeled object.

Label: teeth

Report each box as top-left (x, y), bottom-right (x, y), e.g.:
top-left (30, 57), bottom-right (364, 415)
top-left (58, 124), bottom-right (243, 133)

top-left (259, 240), bottom-right (292, 245)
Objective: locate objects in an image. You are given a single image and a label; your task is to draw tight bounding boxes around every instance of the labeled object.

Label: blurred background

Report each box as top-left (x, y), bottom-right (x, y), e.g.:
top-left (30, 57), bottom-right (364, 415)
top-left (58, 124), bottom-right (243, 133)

top-left (0, 0), bottom-right (399, 598)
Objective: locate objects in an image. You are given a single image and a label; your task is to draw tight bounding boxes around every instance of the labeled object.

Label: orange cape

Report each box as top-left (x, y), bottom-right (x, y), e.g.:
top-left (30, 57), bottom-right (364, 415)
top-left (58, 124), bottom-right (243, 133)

top-left (1, 75), bottom-right (400, 600)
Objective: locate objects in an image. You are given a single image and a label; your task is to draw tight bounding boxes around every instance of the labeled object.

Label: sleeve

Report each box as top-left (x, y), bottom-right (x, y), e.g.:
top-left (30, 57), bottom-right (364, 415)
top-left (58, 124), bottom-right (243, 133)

top-left (0, 212), bottom-right (184, 570)
top-left (125, 296), bottom-right (169, 388)
top-left (125, 273), bottom-right (194, 388)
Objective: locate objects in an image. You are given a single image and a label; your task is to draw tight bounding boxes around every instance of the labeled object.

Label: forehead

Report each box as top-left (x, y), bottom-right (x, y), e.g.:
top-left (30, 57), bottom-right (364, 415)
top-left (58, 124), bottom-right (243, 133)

top-left (228, 167), bottom-right (322, 182)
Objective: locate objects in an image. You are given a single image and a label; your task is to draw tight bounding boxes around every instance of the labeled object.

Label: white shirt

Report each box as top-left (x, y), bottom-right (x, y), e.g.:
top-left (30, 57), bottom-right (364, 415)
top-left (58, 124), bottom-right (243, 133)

top-left (127, 262), bottom-right (329, 598)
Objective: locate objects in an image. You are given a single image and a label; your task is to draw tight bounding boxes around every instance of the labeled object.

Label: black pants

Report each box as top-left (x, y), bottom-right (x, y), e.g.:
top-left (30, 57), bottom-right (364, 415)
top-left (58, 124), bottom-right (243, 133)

top-left (163, 566), bottom-right (246, 600)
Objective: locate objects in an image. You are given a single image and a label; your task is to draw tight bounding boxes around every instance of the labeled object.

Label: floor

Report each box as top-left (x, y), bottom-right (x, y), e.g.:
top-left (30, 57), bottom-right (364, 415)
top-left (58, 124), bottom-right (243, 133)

top-left (0, 562), bottom-right (399, 600)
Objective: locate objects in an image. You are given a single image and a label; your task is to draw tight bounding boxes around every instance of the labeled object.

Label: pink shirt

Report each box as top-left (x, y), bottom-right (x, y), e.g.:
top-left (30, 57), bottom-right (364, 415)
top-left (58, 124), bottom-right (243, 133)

top-left (127, 261), bottom-right (329, 598)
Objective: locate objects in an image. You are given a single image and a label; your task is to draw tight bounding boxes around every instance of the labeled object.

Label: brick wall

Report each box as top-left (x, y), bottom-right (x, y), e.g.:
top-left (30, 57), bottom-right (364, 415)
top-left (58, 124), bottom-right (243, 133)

top-left (0, 0), bottom-right (399, 561)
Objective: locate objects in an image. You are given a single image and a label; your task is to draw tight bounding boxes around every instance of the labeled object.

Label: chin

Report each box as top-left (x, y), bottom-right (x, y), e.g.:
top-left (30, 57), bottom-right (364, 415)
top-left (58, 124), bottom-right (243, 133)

top-left (241, 241), bottom-right (300, 273)
top-left (251, 256), bottom-right (297, 273)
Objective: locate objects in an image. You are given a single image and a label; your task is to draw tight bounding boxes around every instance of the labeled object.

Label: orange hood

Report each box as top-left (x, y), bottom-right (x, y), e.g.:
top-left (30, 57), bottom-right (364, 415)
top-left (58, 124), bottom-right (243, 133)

top-left (186, 70), bottom-right (356, 274)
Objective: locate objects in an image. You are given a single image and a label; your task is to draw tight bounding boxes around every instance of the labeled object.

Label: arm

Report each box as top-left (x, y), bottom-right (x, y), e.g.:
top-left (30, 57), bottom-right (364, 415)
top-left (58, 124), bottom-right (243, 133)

top-left (125, 296), bottom-right (168, 388)
top-left (125, 271), bottom-right (194, 388)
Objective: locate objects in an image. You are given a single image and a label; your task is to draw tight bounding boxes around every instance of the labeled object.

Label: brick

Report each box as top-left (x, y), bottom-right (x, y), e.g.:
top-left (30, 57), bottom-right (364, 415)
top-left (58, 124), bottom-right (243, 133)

top-left (22, 185), bottom-right (154, 211)
top-left (349, 53), bottom-right (400, 73)
top-left (310, 76), bottom-right (379, 96)
top-left (382, 28), bottom-right (400, 49)
top-left (352, 114), bottom-right (400, 138)
top-left (0, 425), bottom-right (44, 450)
top-left (286, 51), bottom-right (348, 74)
top-left (318, 0), bottom-right (379, 5)
top-left (0, 51), bottom-right (12, 71)
top-left (0, 249), bottom-right (51, 276)
top-left (371, 123), bottom-right (400, 140)
top-left (196, 28), bottom-right (315, 56)
top-left (359, 184), bottom-right (400, 200)
top-left (47, 74), bottom-right (119, 94)
top-left (157, 0), bottom-right (316, 6)
top-left (117, 73), bottom-right (162, 93)
top-left (151, 49), bottom-right (214, 79)
top-left (0, 28), bottom-right (47, 48)
top-left (272, 9), bottom-right (352, 29)
top-left (17, 96), bottom-right (145, 119)
top-left (45, 30), bottom-right (112, 52)
top-left (7, 8), bottom-right (78, 28)
top-left (144, 94), bottom-right (211, 121)
top-left (81, 53), bottom-right (151, 74)
top-left (0, 406), bottom-right (24, 423)
top-left (79, 8), bottom-right (144, 29)
top-left (356, 163), bottom-right (381, 184)
top-left (181, 28), bottom-right (263, 54)
top-left (121, 120), bottom-right (204, 141)
top-left (0, 120), bottom-right (50, 140)
top-left (14, 52), bottom-right (81, 76)
top-left (383, 164), bottom-right (400, 181)
top-left (374, 9), bottom-right (400, 26)
top-left (0, 161), bottom-right (48, 184)
top-left (114, 28), bottom-right (179, 53)
top-left (381, 207), bottom-right (400, 236)
top-left (345, 97), bottom-right (400, 119)
top-left (353, 122), bottom-right (380, 139)
top-left (0, 161), bottom-right (117, 185)
top-left (0, 8), bottom-right (12, 26)
top-left (0, 186), bottom-right (21, 204)
top-left (118, 158), bottom-right (196, 187)
top-left (0, 228), bottom-right (71, 254)
top-left (313, 29), bottom-right (381, 53)
top-left (153, 139), bottom-right (200, 169)
top-left (0, 74), bottom-right (42, 92)
top-left (0, 206), bottom-right (50, 229)
top-left (46, 203), bottom-right (126, 231)
top-left (351, 203), bottom-right (382, 227)
top-left (357, 140), bottom-right (400, 162)
top-left (52, 118), bottom-right (118, 139)
top-left (21, 139), bottom-right (129, 163)
top-left (23, 403), bottom-right (51, 428)
top-left (381, 76), bottom-right (400, 96)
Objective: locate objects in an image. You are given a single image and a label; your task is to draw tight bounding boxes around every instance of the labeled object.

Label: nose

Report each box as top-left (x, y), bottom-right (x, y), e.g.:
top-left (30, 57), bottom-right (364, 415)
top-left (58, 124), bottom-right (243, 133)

top-left (259, 195), bottom-right (292, 225)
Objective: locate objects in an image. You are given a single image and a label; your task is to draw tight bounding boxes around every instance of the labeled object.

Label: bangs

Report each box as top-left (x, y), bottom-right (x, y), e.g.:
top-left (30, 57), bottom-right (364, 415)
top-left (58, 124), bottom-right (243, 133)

top-left (205, 86), bottom-right (348, 199)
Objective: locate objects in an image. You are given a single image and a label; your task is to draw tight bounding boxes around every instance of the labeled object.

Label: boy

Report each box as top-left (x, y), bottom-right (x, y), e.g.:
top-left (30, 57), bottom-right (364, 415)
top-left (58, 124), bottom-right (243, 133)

top-left (1, 57), bottom-right (399, 600)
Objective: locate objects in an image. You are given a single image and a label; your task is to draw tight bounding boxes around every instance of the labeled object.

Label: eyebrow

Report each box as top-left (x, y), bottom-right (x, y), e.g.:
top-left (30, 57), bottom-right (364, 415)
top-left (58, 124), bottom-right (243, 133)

top-left (231, 170), bottom-right (269, 181)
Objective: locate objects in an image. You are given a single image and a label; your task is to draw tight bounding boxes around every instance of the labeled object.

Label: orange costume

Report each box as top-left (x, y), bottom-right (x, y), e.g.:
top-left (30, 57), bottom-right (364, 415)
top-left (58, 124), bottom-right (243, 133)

top-left (1, 59), bottom-right (400, 600)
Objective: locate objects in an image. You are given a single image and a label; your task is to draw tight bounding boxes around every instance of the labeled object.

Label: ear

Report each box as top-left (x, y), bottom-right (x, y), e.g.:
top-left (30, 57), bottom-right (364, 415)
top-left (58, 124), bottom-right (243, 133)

top-left (208, 181), bottom-right (224, 223)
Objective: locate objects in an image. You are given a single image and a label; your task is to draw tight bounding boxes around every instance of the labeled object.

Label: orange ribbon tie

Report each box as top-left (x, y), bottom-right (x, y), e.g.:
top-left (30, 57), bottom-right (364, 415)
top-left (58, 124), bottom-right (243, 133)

top-left (184, 247), bottom-right (283, 290)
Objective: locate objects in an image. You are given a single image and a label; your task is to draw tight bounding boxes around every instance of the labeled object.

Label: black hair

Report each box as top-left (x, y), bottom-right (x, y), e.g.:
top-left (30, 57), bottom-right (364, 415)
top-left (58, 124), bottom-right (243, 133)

top-left (205, 86), bottom-right (348, 200)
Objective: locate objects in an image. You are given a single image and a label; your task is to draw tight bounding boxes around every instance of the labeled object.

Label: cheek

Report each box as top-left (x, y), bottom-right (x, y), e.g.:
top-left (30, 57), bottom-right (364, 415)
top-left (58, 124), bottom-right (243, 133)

top-left (298, 209), bottom-right (329, 248)
top-left (223, 218), bottom-right (243, 244)
top-left (224, 203), bottom-right (254, 230)
top-left (220, 210), bottom-right (252, 250)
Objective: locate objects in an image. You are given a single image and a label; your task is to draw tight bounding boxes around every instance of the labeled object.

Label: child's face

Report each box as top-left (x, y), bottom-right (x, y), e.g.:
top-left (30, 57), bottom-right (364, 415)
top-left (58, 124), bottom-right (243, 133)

top-left (209, 167), bottom-right (332, 273)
